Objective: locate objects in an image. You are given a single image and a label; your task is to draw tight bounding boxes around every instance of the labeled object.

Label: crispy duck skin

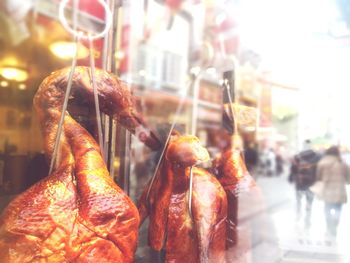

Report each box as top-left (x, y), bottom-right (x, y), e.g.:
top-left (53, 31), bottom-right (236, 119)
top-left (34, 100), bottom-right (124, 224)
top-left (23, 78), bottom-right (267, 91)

top-left (138, 135), bottom-right (227, 263)
top-left (213, 149), bottom-right (251, 191)
top-left (0, 67), bottom-right (160, 262)
top-left (212, 149), bottom-right (254, 262)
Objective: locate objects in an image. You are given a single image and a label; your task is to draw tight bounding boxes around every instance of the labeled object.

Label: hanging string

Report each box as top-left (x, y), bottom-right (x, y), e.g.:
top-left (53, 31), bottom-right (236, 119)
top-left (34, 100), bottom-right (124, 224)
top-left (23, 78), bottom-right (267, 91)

top-left (49, 34), bottom-right (81, 175)
top-left (145, 75), bottom-right (196, 205)
top-left (88, 34), bottom-right (105, 159)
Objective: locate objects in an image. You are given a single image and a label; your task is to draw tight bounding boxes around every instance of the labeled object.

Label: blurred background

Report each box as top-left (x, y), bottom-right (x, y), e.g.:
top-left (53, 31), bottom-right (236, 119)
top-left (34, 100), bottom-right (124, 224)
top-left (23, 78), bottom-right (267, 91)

top-left (0, 0), bottom-right (350, 262)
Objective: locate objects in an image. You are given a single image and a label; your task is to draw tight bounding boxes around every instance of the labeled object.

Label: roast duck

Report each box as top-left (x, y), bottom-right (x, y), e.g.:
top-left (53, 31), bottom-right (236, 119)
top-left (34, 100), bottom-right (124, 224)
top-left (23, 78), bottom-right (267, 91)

top-left (138, 135), bottom-right (227, 263)
top-left (211, 128), bottom-right (255, 262)
top-left (0, 67), bottom-right (160, 262)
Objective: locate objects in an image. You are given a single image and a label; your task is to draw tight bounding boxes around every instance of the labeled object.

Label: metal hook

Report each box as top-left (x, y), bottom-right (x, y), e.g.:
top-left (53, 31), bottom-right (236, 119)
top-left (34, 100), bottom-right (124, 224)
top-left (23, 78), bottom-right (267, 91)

top-left (224, 78), bottom-right (235, 121)
top-left (59, 0), bottom-right (112, 40)
top-left (50, 0), bottom-right (112, 174)
top-left (222, 75), bottom-right (237, 135)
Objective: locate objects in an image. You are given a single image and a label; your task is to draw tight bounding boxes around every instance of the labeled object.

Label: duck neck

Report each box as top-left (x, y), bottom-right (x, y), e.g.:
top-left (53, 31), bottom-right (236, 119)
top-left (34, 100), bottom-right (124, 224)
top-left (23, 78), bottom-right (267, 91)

top-left (171, 164), bottom-right (192, 192)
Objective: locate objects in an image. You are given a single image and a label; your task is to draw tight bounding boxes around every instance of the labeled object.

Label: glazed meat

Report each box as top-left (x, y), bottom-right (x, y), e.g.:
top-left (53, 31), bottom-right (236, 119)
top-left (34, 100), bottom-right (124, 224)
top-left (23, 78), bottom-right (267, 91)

top-left (212, 148), bottom-right (254, 262)
top-left (0, 67), bottom-right (160, 262)
top-left (138, 135), bottom-right (227, 263)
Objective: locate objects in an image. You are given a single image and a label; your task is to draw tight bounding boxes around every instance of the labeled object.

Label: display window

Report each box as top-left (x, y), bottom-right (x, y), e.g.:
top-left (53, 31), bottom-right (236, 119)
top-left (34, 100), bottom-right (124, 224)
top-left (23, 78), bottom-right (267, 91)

top-left (0, 1), bottom-right (349, 263)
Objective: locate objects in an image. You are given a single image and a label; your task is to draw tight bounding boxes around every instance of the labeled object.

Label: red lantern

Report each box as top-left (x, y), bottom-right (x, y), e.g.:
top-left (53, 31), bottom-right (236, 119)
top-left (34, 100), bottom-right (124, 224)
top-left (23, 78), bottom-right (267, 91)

top-left (165, 0), bottom-right (183, 11)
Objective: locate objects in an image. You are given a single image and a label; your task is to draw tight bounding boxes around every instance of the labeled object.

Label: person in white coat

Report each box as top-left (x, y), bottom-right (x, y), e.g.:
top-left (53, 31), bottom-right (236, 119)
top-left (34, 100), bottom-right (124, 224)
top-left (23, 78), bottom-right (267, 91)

top-left (316, 145), bottom-right (350, 237)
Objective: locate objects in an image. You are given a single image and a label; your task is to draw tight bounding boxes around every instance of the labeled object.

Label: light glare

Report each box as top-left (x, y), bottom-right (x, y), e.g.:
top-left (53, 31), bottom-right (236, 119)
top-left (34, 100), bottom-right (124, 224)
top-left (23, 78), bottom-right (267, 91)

top-left (0, 67), bottom-right (28, 82)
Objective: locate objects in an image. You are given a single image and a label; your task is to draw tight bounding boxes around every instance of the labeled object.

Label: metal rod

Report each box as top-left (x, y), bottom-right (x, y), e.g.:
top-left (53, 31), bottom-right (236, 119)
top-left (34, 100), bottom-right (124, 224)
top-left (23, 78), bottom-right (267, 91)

top-left (145, 77), bottom-right (194, 204)
top-left (187, 71), bottom-right (203, 220)
top-left (224, 77), bottom-right (237, 134)
top-left (191, 76), bottom-right (200, 136)
top-left (102, 0), bottom-right (113, 71)
top-left (123, 131), bottom-right (132, 195)
top-left (106, 0), bottom-right (119, 175)
top-left (225, 79), bottom-right (235, 115)
top-left (109, 119), bottom-right (117, 178)
top-left (49, 36), bottom-right (80, 174)
top-left (100, 0), bottom-right (112, 165)
top-left (72, 0), bottom-right (79, 32)
top-left (49, 0), bottom-right (80, 175)
top-left (88, 35), bottom-right (105, 159)
top-left (106, 0), bottom-right (118, 175)
top-left (188, 166), bottom-right (194, 220)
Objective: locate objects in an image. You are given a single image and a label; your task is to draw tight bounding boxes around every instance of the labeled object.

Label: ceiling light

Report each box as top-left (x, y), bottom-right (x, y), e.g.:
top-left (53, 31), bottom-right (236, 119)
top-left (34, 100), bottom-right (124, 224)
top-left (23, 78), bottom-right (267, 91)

top-left (49, 41), bottom-right (89, 60)
top-left (0, 80), bottom-right (9, 87)
top-left (18, 83), bottom-right (26, 90)
top-left (0, 67), bottom-right (28, 82)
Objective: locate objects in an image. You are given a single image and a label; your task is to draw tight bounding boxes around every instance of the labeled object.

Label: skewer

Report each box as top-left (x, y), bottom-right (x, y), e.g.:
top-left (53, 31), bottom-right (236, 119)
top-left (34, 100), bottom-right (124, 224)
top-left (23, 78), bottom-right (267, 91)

top-left (50, 0), bottom-right (82, 174)
top-left (88, 34), bottom-right (105, 159)
top-left (188, 166), bottom-right (194, 220)
top-left (187, 68), bottom-right (209, 221)
top-left (145, 75), bottom-right (196, 205)
top-left (223, 73), bottom-right (243, 162)
top-left (49, 35), bottom-right (80, 175)
top-left (224, 78), bottom-right (236, 132)
top-left (50, 0), bottom-right (113, 174)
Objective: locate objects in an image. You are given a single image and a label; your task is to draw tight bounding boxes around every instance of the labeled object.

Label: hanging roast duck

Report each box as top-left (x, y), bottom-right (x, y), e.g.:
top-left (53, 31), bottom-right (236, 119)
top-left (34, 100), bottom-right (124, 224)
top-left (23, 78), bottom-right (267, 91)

top-left (138, 135), bottom-right (227, 263)
top-left (0, 67), bottom-right (160, 262)
top-left (211, 104), bottom-right (255, 262)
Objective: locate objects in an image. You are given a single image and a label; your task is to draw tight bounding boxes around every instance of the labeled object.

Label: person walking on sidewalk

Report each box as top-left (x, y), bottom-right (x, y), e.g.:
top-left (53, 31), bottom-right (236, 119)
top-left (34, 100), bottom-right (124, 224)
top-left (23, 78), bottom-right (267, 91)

top-left (289, 140), bottom-right (320, 229)
top-left (316, 145), bottom-right (350, 237)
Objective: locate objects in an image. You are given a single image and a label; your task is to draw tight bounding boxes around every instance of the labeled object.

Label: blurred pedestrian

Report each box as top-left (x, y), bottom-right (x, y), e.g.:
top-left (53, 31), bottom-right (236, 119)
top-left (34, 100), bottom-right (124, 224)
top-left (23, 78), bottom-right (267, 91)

top-left (275, 152), bottom-right (284, 176)
top-left (244, 143), bottom-right (258, 174)
top-left (289, 139), bottom-right (320, 228)
top-left (266, 148), bottom-right (276, 176)
top-left (316, 145), bottom-right (350, 237)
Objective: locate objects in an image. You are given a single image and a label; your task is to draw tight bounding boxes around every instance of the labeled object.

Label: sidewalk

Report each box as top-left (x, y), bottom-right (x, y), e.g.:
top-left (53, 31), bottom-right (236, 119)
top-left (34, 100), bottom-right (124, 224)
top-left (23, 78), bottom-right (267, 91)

top-left (252, 174), bottom-right (350, 263)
